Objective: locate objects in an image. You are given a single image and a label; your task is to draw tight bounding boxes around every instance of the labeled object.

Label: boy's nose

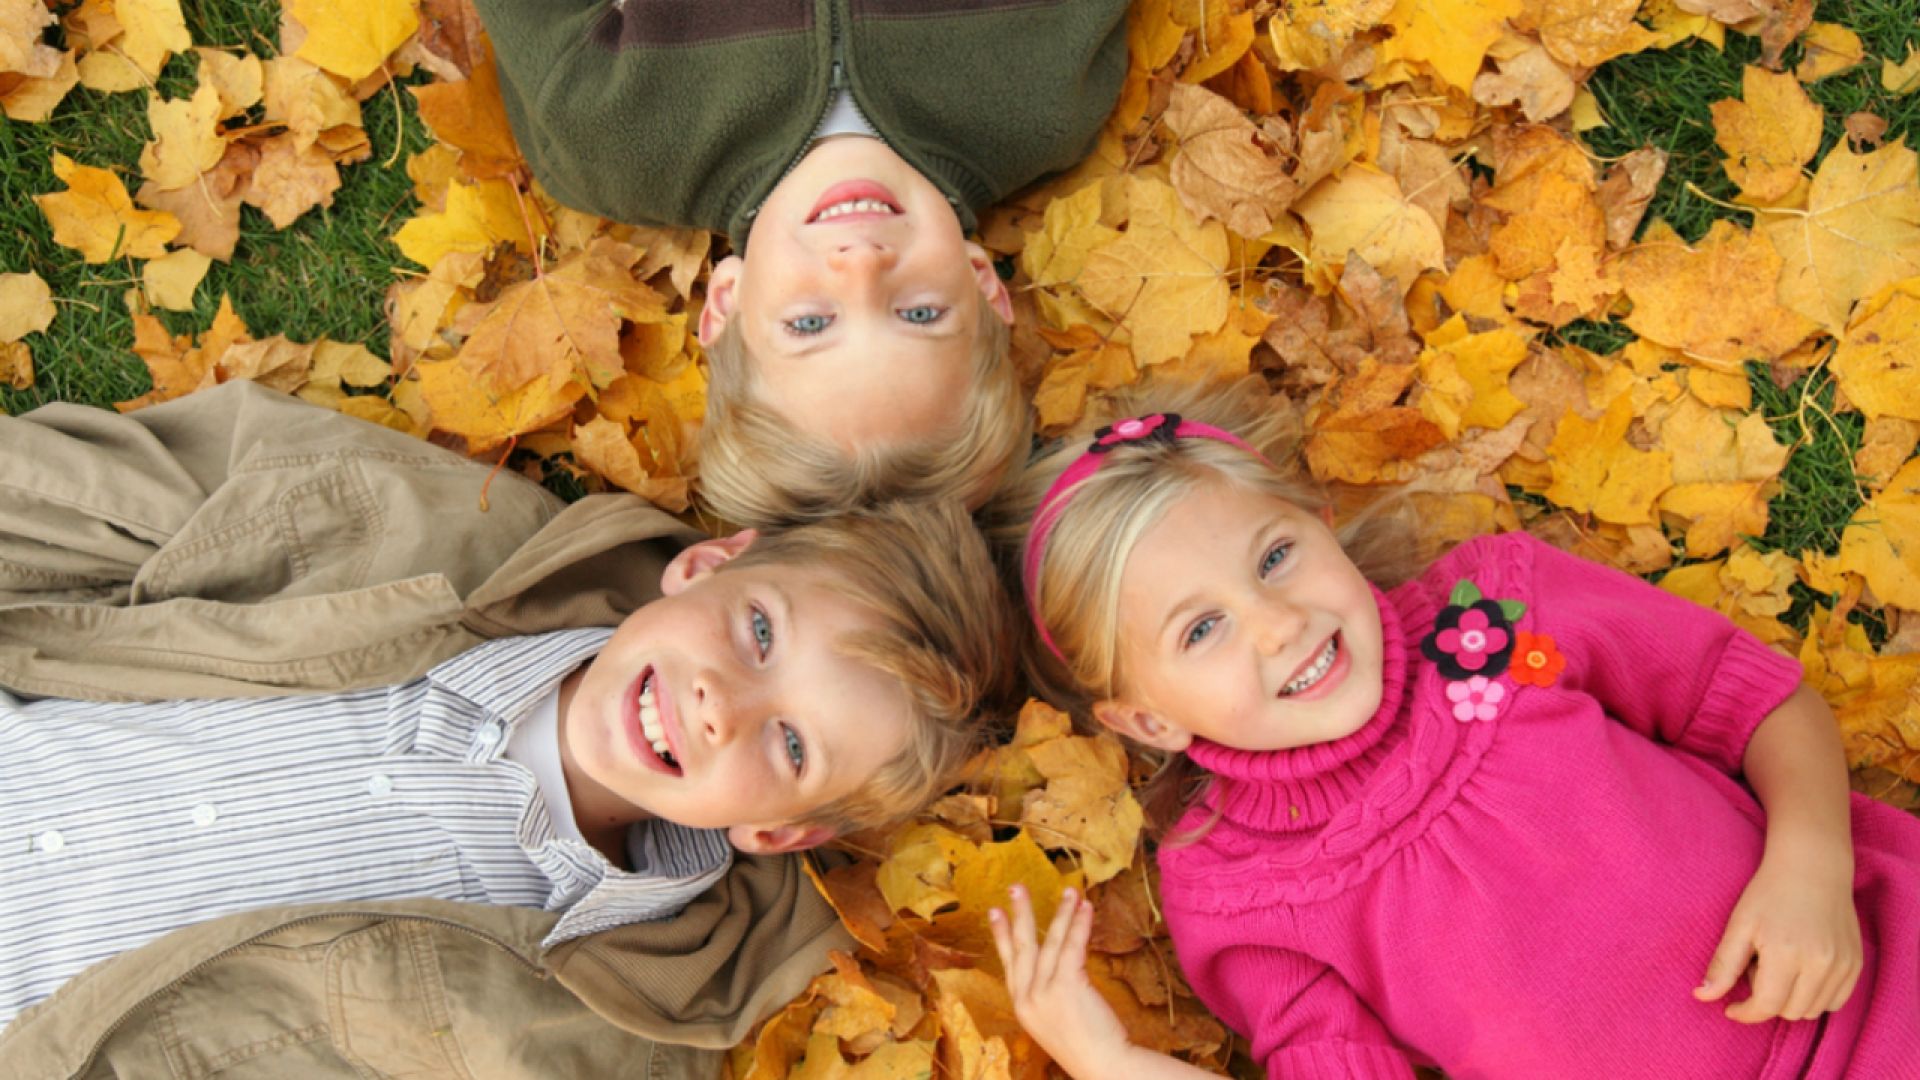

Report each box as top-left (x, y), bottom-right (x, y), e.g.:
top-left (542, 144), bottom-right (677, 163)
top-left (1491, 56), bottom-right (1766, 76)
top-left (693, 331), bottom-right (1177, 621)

top-left (692, 676), bottom-right (744, 745)
top-left (825, 241), bottom-right (897, 275)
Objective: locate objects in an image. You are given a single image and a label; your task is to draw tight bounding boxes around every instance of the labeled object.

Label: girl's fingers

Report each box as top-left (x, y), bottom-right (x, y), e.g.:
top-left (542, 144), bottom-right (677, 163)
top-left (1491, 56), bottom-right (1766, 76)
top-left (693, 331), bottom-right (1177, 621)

top-left (1006, 886), bottom-right (1039, 991)
top-left (1034, 888), bottom-right (1081, 984)
top-left (1728, 957), bottom-right (1796, 1024)
top-left (988, 907), bottom-right (1015, 971)
top-left (1695, 921), bottom-right (1756, 1004)
top-left (1059, 898), bottom-right (1095, 978)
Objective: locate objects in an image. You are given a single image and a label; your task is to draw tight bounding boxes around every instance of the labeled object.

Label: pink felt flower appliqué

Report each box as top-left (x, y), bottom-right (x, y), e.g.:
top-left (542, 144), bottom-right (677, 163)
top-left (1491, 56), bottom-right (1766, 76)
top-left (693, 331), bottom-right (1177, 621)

top-left (1446, 676), bottom-right (1505, 722)
top-left (1432, 607), bottom-right (1510, 674)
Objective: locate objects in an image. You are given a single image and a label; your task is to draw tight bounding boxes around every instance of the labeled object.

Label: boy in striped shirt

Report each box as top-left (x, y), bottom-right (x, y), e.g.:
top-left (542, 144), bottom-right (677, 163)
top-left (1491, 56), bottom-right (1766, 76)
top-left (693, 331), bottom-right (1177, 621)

top-left (1, 499), bottom-right (1016, 1028)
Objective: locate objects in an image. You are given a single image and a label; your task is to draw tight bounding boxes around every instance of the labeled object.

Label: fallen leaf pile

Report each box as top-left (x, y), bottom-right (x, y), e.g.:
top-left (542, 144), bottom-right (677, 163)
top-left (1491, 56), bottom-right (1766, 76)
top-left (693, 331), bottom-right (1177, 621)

top-left (7, 0), bottom-right (1920, 1075)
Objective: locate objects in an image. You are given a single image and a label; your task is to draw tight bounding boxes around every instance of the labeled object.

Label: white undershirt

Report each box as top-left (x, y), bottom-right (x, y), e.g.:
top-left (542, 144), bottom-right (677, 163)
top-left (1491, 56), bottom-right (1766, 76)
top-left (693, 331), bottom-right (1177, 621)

top-left (813, 86), bottom-right (878, 142)
top-left (504, 688), bottom-right (586, 847)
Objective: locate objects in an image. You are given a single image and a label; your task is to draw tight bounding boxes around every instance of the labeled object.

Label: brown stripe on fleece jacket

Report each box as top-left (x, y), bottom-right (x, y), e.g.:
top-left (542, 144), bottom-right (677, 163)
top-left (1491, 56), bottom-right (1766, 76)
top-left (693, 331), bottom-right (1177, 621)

top-left (473, 0), bottom-right (1130, 248)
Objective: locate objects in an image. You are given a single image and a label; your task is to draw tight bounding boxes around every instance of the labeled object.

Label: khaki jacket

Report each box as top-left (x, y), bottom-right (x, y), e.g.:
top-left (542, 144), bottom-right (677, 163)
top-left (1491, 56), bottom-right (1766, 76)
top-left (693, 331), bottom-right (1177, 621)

top-left (0, 380), bottom-right (703, 702)
top-left (0, 383), bottom-right (854, 1075)
top-left (1, 854), bottom-right (849, 1080)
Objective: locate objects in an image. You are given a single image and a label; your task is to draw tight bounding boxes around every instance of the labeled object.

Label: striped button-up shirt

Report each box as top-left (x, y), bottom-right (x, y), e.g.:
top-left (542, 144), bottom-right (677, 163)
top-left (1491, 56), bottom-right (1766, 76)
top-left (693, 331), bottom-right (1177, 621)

top-left (0, 628), bottom-right (732, 1028)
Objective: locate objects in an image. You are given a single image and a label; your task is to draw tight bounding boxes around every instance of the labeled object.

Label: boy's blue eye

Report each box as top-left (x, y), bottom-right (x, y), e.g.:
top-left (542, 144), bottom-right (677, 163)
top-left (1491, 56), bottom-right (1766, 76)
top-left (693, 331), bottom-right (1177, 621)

top-left (898, 305), bottom-right (944, 325)
top-left (1260, 541), bottom-right (1293, 576)
top-left (1183, 616), bottom-right (1219, 648)
top-left (750, 606), bottom-right (774, 658)
top-left (782, 724), bottom-right (805, 775)
top-left (784, 313), bottom-right (832, 335)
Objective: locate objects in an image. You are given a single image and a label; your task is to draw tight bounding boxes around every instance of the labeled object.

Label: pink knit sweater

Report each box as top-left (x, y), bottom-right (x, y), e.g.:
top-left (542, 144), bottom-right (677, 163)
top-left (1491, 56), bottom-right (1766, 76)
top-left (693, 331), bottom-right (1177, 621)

top-left (1157, 533), bottom-right (1920, 1079)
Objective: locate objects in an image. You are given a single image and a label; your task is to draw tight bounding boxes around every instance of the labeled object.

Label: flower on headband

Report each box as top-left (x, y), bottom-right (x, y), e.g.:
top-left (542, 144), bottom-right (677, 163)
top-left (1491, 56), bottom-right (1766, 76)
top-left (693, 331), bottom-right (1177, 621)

top-left (1091, 413), bottom-right (1182, 454)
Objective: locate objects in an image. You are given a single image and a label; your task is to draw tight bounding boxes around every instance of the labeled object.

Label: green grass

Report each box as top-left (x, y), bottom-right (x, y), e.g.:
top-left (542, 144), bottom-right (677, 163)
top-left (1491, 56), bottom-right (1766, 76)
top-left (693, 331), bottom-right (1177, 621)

top-left (0, 0), bottom-right (426, 415)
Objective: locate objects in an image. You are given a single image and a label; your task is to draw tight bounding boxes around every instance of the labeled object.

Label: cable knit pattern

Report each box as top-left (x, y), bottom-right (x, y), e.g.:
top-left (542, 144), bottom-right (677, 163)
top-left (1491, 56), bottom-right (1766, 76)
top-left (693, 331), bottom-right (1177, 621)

top-left (1157, 532), bottom-right (1920, 1079)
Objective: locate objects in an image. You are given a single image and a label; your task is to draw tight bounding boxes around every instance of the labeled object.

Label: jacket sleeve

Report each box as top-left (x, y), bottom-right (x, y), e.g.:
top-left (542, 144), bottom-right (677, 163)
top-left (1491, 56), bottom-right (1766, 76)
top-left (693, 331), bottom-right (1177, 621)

top-left (1519, 535), bottom-right (1805, 774)
top-left (1187, 940), bottom-right (1416, 1079)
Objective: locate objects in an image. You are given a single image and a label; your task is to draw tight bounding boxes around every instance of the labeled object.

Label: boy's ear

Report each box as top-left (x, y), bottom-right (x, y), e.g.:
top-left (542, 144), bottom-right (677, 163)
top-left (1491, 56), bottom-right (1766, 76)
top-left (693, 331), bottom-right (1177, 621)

top-left (660, 530), bottom-right (759, 596)
top-left (728, 821), bottom-right (835, 855)
top-left (965, 241), bottom-right (1014, 325)
top-left (1092, 699), bottom-right (1193, 753)
top-left (697, 255), bottom-right (745, 346)
top-left (1318, 503), bottom-right (1335, 528)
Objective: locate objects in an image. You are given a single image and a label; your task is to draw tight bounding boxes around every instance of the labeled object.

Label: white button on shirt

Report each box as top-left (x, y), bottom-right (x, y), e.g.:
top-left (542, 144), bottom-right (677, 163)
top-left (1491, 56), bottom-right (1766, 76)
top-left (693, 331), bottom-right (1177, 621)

top-left (190, 803), bottom-right (218, 828)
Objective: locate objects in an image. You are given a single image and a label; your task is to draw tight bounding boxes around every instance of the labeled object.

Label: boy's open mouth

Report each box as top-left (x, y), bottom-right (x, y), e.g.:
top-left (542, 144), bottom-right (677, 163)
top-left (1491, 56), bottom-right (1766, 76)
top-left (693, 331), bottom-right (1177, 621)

top-left (807, 179), bottom-right (901, 223)
top-left (634, 667), bottom-right (682, 774)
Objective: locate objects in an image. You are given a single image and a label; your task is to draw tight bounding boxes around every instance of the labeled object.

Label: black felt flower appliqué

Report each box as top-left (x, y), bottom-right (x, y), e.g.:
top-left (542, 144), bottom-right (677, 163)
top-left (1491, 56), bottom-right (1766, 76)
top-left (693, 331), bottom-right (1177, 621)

top-left (1420, 579), bottom-right (1525, 681)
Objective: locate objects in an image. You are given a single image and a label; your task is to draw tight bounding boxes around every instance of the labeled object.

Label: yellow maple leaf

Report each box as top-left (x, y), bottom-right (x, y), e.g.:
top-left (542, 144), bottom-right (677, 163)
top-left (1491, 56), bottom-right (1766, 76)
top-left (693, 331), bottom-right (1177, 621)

top-left (1305, 359), bottom-right (1448, 483)
top-left (1883, 45), bottom-right (1920, 96)
top-left (1267, 0), bottom-right (1395, 72)
top-left (1619, 219), bottom-right (1818, 369)
top-left (242, 133), bottom-right (341, 229)
top-left (1020, 182), bottom-right (1119, 291)
top-left (414, 352), bottom-right (583, 451)
top-left (1, 49), bottom-right (79, 123)
top-left (1543, 393), bottom-right (1674, 525)
top-left (874, 823), bottom-right (967, 921)
top-left (195, 47), bottom-right (263, 117)
top-left (1294, 164), bottom-right (1447, 295)
top-left (394, 178), bottom-right (537, 270)
top-left (287, 0), bottom-right (419, 82)
top-left (408, 37), bottom-right (524, 181)
top-left (0, 0), bottom-right (61, 79)
top-left (0, 271), bottom-right (56, 342)
top-left (570, 414), bottom-right (690, 510)
top-left (1536, 0), bottom-right (1659, 67)
top-left (1076, 176), bottom-right (1231, 366)
top-left (1415, 316), bottom-right (1527, 439)
top-left (1656, 400), bottom-right (1790, 556)
top-left (1795, 23), bottom-right (1865, 82)
top-left (35, 152), bottom-right (180, 263)
top-left (140, 82), bottom-right (227, 193)
top-left (1173, 1), bottom-right (1255, 83)
top-left (0, 342), bottom-right (31, 389)
top-left (1379, 0), bottom-right (1521, 92)
top-left (115, 0), bottom-right (189, 78)
top-left (1838, 457), bottom-right (1920, 609)
top-left (455, 238), bottom-right (663, 396)
top-left (260, 56), bottom-right (362, 149)
top-left (1757, 139), bottom-right (1920, 333)
top-left (1831, 277), bottom-right (1920, 423)
top-left (1164, 83), bottom-right (1300, 238)
top-left (1711, 66), bottom-right (1823, 204)
top-left (1019, 731), bottom-right (1144, 884)
top-left (141, 248), bottom-right (211, 311)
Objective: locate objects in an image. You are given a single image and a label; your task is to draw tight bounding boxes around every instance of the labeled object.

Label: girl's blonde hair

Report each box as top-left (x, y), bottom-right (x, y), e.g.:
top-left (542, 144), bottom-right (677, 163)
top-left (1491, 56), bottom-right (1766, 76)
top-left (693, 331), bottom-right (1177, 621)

top-left (985, 376), bottom-right (1426, 833)
top-left (719, 499), bottom-right (1021, 836)
top-left (696, 303), bottom-right (1029, 528)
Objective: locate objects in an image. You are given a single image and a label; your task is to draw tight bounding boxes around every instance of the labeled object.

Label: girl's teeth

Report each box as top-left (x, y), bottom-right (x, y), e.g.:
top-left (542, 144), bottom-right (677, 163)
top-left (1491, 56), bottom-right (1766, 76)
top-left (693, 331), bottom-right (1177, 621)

top-left (1281, 638), bottom-right (1339, 696)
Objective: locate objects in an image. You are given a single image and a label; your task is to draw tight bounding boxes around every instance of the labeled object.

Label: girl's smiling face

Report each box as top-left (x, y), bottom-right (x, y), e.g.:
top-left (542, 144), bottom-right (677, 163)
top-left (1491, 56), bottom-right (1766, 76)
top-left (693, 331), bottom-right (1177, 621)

top-left (1096, 478), bottom-right (1386, 754)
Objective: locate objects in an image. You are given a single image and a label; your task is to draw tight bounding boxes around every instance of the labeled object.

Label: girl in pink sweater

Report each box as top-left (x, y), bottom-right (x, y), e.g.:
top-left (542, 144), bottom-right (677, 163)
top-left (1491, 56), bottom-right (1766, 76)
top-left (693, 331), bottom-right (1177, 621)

top-left (984, 379), bottom-right (1920, 1079)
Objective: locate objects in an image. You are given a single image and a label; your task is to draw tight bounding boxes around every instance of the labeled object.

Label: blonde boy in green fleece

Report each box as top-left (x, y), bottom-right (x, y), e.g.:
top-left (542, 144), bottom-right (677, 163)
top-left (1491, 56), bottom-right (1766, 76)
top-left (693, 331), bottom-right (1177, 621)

top-left (473, 0), bottom-right (1131, 525)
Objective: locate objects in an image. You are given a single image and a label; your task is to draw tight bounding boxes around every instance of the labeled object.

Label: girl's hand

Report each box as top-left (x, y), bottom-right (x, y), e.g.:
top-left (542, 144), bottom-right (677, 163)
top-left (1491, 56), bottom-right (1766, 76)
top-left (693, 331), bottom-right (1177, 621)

top-left (1695, 844), bottom-right (1862, 1024)
top-left (989, 885), bottom-right (1132, 1079)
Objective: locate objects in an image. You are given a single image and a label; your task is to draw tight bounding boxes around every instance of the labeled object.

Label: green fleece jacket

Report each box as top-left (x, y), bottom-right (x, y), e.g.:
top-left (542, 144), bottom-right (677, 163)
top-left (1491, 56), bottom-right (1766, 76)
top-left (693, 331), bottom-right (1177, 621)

top-left (475, 0), bottom-right (1130, 246)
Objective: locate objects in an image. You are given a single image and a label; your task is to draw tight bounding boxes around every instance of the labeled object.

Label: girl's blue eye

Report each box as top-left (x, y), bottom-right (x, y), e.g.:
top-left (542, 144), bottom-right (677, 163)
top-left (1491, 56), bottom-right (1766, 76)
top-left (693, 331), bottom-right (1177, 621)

top-left (898, 305), bottom-right (944, 325)
top-left (785, 313), bottom-right (832, 335)
top-left (1260, 541), bottom-right (1293, 576)
top-left (782, 724), bottom-right (805, 775)
top-left (1183, 616), bottom-right (1219, 648)
top-left (750, 606), bottom-right (774, 658)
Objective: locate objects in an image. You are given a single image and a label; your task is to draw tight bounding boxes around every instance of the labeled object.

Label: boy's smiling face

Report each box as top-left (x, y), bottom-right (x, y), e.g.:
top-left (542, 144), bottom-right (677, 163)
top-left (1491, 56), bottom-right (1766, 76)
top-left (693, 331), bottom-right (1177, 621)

top-left (557, 532), bottom-right (914, 855)
top-left (697, 136), bottom-right (1014, 450)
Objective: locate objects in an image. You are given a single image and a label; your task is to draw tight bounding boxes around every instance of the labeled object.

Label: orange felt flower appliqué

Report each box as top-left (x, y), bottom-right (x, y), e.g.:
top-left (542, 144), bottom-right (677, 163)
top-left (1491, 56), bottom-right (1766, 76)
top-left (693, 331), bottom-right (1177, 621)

top-left (1510, 631), bottom-right (1565, 687)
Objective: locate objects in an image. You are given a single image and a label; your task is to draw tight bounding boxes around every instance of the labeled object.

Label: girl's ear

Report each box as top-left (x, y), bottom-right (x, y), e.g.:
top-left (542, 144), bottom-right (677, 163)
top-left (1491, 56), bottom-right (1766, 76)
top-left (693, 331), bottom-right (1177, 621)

top-left (660, 530), bottom-right (759, 596)
top-left (1092, 700), bottom-right (1193, 753)
top-left (965, 241), bottom-right (1014, 325)
top-left (697, 256), bottom-right (745, 346)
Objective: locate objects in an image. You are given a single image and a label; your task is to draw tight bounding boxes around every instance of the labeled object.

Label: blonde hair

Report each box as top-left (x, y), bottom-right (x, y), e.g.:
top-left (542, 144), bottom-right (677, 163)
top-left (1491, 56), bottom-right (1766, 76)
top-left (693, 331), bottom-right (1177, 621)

top-left (985, 377), bottom-right (1425, 833)
top-left (696, 302), bottom-right (1029, 528)
top-left (718, 499), bottom-right (1020, 836)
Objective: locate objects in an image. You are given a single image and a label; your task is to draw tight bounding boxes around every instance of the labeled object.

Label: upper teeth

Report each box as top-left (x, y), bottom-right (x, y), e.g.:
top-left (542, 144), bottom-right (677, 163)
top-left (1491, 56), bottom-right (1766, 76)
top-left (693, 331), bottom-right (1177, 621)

top-left (638, 674), bottom-right (676, 766)
top-left (1281, 638), bottom-right (1338, 696)
top-left (815, 198), bottom-right (894, 221)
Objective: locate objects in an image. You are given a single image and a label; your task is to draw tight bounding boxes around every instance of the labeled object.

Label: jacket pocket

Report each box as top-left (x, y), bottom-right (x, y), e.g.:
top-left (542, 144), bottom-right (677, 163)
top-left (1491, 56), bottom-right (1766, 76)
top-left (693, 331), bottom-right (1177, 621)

top-left (136, 938), bottom-right (341, 1079)
top-left (327, 921), bottom-right (475, 1079)
top-left (138, 463), bottom-right (377, 605)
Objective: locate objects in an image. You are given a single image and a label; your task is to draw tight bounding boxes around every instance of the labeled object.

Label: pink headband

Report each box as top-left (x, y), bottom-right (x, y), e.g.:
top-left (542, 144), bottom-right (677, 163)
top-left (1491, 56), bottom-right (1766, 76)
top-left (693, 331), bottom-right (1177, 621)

top-left (1022, 413), bottom-right (1267, 664)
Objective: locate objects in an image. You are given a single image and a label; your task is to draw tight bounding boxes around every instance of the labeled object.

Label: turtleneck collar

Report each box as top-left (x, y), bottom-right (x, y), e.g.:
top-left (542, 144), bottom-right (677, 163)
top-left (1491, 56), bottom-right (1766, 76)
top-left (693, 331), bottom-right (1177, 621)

top-left (1185, 584), bottom-right (1413, 832)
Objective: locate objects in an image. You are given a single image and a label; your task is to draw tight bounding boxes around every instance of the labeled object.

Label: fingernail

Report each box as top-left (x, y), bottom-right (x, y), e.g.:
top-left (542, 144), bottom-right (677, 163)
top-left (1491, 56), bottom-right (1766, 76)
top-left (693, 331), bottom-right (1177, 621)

top-left (1063, 888), bottom-right (1076, 902)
